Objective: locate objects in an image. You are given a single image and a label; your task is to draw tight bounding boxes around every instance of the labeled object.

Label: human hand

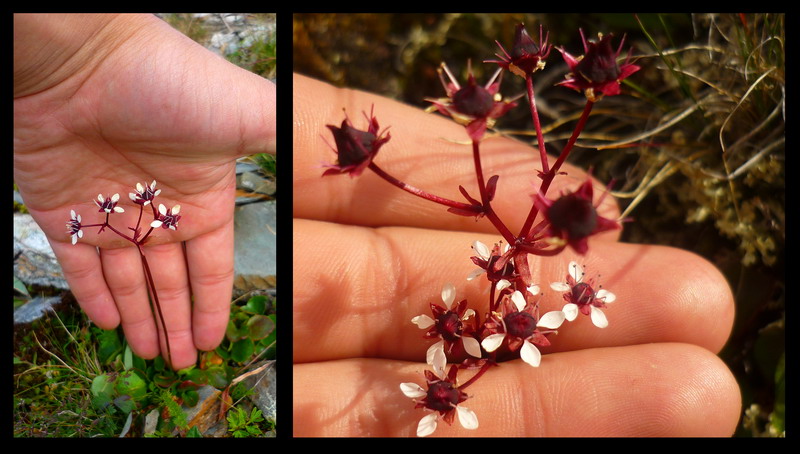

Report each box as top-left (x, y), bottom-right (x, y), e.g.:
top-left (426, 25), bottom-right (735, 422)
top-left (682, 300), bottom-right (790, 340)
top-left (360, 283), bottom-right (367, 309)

top-left (14, 14), bottom-right (276, 370)
top-left (292, 73), bottom-right (741, 436)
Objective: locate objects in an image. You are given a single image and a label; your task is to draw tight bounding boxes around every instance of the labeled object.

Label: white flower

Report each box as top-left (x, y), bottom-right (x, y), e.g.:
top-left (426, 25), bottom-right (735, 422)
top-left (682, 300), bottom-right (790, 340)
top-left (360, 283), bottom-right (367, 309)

top-left (129, 180), bottom-right (161, 206)
top-left (480, 290), bottom-right (565, 368)
top-left (65, 209), bottom-right (83, 245)
top-left (550, 261), bottom-right (615, 328)
top-left (411, 283), bottom-right (481, 364)
top-left (399, 351), bottom-right (479, 437)
top-left (150, 203), bottom-right (181, 230)
top-left (95, 193), bottom-right (124, 214)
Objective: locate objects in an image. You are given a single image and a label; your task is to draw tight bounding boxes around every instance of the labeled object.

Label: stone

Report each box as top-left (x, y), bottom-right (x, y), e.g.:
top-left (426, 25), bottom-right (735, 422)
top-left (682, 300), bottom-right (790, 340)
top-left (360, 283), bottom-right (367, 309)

top-left (13, 213), bottom-right (69, 290)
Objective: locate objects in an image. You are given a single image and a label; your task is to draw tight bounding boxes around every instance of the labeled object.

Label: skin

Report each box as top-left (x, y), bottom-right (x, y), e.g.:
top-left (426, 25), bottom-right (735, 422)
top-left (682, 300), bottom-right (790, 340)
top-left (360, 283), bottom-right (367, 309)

top-left (293, 73), bottom-right (741, 436)
top-left (14, 14), bottom-right (276, 370)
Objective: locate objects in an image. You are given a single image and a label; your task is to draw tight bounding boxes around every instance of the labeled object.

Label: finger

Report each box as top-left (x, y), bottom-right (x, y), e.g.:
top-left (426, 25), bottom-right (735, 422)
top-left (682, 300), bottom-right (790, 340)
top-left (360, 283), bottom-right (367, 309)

top-left (141, 241), bottom-right (195, 369)
top-left (293, 343), bottom-right (742, 437)
top-left (99, 245), bottom-right (160, 359)
top-left (292, 219), bottom-right (734, 363)
top-left (49, 239), bottom-right (120, 329)
top-left (185, 221), bottom-right (234, 352)
top-left (293, 73), bottom-right (620, 236)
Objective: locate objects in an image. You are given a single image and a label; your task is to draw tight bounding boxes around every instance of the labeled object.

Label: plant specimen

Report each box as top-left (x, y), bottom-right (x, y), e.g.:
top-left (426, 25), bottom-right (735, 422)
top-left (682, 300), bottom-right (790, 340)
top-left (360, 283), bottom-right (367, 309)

top-left (319, 21), bottom-right (642, 437)
top-left (67, 181), bottom-right (181, 368)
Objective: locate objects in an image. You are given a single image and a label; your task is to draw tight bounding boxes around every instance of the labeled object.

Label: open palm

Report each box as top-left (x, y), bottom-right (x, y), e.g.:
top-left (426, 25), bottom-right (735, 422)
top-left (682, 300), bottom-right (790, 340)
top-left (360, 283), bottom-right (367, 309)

top-left (14, 14), bottom-right (276, 369)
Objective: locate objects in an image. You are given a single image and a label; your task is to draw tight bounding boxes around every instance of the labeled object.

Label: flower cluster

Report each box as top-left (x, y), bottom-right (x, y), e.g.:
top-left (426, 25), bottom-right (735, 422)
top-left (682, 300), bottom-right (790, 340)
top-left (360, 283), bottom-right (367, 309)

top-left (321, 22), bottom-right (634, 436)
top-left (66, 180), bottom-right (183, 366)
top-left (68, 180), bottom-right (181, 247)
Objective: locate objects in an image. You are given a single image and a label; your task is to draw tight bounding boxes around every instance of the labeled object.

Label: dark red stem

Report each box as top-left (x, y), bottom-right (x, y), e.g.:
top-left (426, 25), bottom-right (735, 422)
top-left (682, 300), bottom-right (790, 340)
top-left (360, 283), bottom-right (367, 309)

top-left (519, 100), bottom-right (595, 239)
top-left (368, 162), bottom-right (480, 213)
top-left (526, 74), bottom-right (549, 174)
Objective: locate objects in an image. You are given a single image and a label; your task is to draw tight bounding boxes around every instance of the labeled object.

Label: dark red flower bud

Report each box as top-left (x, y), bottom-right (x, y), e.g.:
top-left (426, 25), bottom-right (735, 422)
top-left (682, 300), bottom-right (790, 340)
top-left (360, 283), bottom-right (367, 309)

top-left (426, 62), bottom-right (517, 142)
top-left (487, 23), bottom-right (551, 78)
top-left (322, 108), bottom-right (390, 178)
top-left (533, 179), bottom-right (620, 255)
top-left (557, 30), bottom-right (640, 102)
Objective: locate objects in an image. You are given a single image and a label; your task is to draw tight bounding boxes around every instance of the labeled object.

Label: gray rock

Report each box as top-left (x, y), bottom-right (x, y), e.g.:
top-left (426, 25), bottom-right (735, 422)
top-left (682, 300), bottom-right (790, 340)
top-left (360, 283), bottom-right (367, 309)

top-left (14, 296), bottom-right (63, 324)
top-left (241, 360), bottom-right (276, 423)
top-left (233, 200), bottom-right (276, 293)
top-left (13, 213), bottom-right (69, 290)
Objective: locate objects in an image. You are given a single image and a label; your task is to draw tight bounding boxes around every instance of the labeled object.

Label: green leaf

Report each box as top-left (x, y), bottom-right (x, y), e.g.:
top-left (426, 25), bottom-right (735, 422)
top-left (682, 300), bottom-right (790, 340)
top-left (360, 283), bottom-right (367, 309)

top-left (186, 426), bottom-right (203, 438)
top-left (116, 370), bottom-right (148, 401)
top-left (205, 366), bottom-right (230, 388)
top-left (246, 314), bottom-right (275, 340)
top-left (243, 294), bottom-right (268, 315)
top-left (123, 345), bottom-right (133, 370)
top-left (90, 374), bottom-right (115, 409)
top-left (96, 329), bottom-right (123, 364)
top-left (113, 394), bottom-right (135, 414)
top-left (185, 368), bottom-right (208, 385)
top-left (13, 276), bottom-right (30, 297)
top-left (226, 320), bottom-right (246, 343)
top-left (231, 338), bottom-right (255, 363)
top-left (181, 389), bottom-right (200, 407)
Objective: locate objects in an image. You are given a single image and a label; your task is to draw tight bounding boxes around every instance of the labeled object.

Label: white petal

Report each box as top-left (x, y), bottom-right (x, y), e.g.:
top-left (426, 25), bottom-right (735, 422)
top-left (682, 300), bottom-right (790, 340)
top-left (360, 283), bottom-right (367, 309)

top-left (76, 214), bottom-right (81, 222)
top-left (550, 282), bottom-right (570, 292)
top-left (70, 209), bottom-right (77, 220)
top-left (466, 268), bottom-right (485, 281)
top-left (441, 283), bottom-right (456, 306)
top-left (136, 182), bottom-right (144, 193)
top-left (153, 189), bottom-right (161, 197)
top-left (71, 234), bottom-right (78, 245)
top-left (150, 220), bottom-right (163, 228)
top-left (510, 291), bottom-right (526, 312)
top-left (496, 279), bottom-right (511, 292)
top-left (400, 382), bottom-right (427, 399)
top-left (97, 194), bottom-right (104, 202)
top-left (171, 204), bottom-right (181, 215)
top-left (411, 314), bottom-right (435, 329)
top-left (143, 200), bottom-right (151, 206)
top-left (158, 203), bottom-right (167, 215)
top-left (520, 340), bottom-right (542, 367)
top-left (114, 206), bottom-right (125, 213)
top-left (77, 230), bottom-right (83, 238)
top-left (472, 240), bottom-right (490, 261)
top-left (596, 289), bottom-right (616, 303)
top-left (481, 333), bottom-right (506, 352)
top-left (111, 193), bottom-right (120, 202)
top-left (568, 261), bottom-right (584, 283)
top-left (417, 413), bottom-right (438, 437)
top-left (462, 336), bottom-right (482, 358)
top-left (456, 406), bottom-right (479, 430)
top-left (129, 193), bottom-right (138, 201)
top-left (151, 180), bottom-right (157, 189)
top-left (527, 284), bottom-right (540, 296)
top-left (169, 225), bottom-right (176, 230)
top-left (562, 303), bottom-right (579, 321)
top-left (426, 341), bottom-right (445, 367)
top-left (461, 308), bottom-right (475, 320)
top-left (430, 346), bottom-right (447, 378)
top-left (538, 310), bottom-right (566, 329)
top-left (590, 306), bottom-right (608, 328)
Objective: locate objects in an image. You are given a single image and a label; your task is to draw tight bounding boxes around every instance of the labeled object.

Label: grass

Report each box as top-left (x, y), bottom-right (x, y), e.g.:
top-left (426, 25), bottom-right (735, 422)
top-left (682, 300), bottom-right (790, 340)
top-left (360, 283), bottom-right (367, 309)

top-left (293, 13), bottom-right (784, 437)
top-left (13, 289), bottom-right (276, 437)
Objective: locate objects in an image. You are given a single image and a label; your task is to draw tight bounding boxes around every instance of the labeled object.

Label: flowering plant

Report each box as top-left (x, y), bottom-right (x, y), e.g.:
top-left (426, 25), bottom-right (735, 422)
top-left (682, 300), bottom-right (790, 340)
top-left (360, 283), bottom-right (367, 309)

top-left (321, 23), bottom-right (639, 436)
top-left (66, 180), bottom-right (181, 367)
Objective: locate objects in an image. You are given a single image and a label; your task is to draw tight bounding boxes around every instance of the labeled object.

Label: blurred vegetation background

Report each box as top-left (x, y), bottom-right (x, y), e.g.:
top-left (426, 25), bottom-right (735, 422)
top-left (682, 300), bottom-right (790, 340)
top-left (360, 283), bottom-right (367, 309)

top-left (293, 13), bottom-right (784, 437)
